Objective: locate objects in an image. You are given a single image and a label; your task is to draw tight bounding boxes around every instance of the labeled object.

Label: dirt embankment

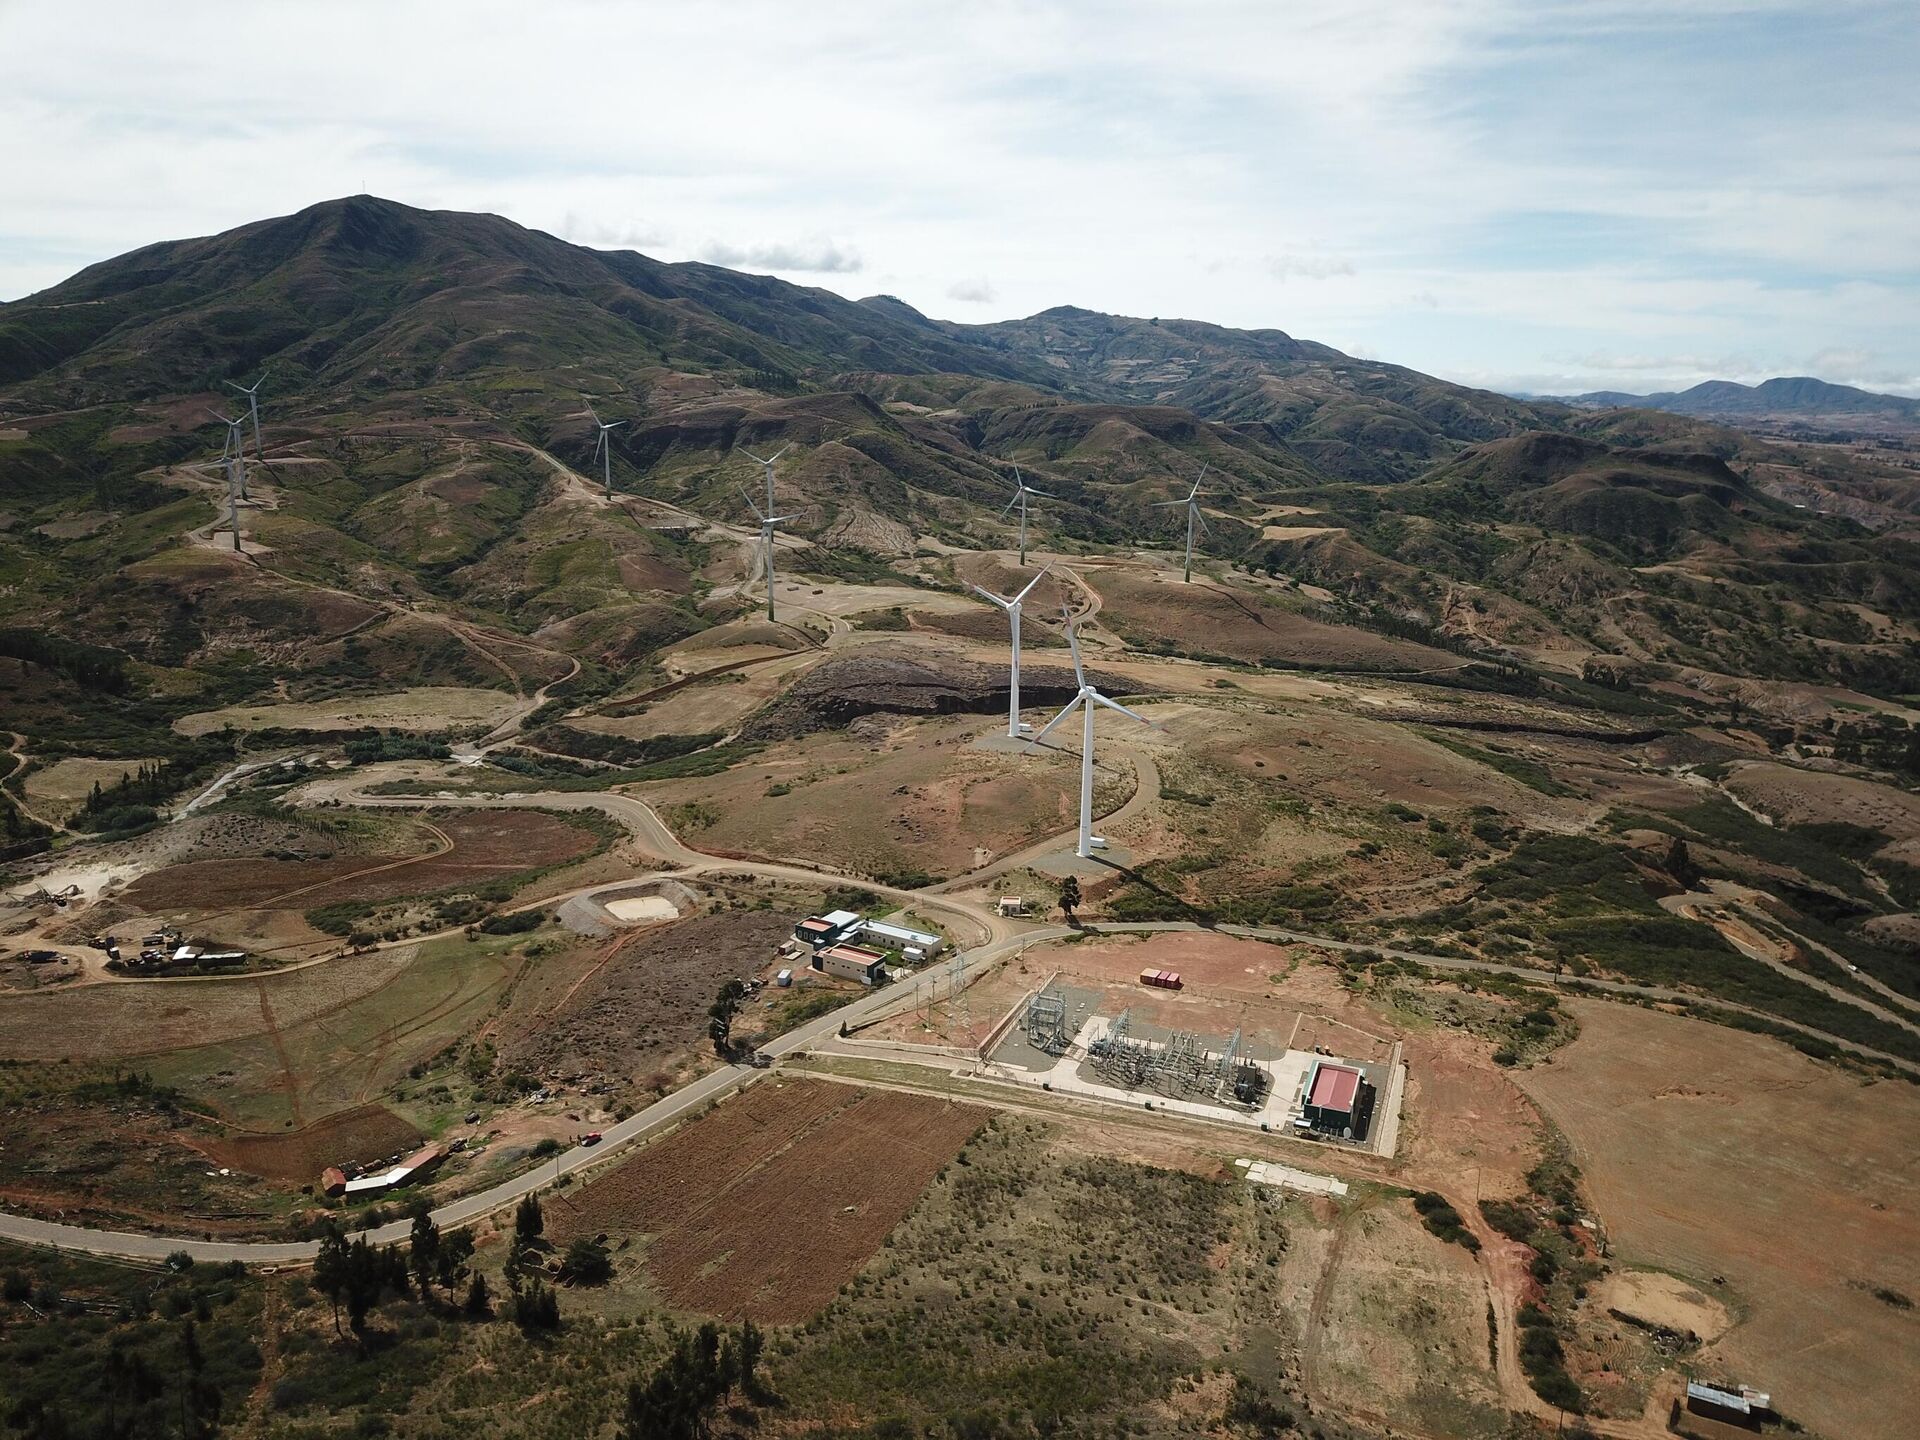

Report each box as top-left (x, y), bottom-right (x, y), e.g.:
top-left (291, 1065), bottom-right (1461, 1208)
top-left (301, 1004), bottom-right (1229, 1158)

top-left (739, 648), bottom-right (1121, 740)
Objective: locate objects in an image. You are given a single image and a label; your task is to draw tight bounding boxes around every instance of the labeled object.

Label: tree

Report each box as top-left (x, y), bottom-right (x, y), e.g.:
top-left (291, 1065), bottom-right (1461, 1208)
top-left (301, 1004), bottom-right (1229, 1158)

top-left (1058, 875), bottom-right (1081, 924)
top-left (510, 1278), bottom-right (561, 1333)
top-left (464, 1271), bottom-right (492, 1319)
top-left (559, 1238), bottom-right (614, 1286)
top-left (408, 1201), bottom-right (441, 1299)
top-left (708, 978), bottom-right (746, 1056)
top-left (311, 1223), bottom-right (350, 1335)
top-left (618, 1321), bottom-right (740, 1440)
top-left (514, 1192), bottom-right (544, 1243)
top-left (1663, 836), bottom-right (1702, 890)
top-left (177, 1318), bottom-right (222, 1440)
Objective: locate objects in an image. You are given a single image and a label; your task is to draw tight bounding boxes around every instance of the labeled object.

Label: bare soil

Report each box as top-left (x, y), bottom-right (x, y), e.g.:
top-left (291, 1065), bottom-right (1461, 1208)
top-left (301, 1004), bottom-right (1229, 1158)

top-left (1519, 999), bottom-right (1920, 1440)
top-left (197, 1104), bottom-right (423, 1183)
top-left (502, 910), bottom-right (795, 1084)
top-left (123, 811), bottom-right (593, 914)
top-left (552, 1078), bottom-right (985, 1322)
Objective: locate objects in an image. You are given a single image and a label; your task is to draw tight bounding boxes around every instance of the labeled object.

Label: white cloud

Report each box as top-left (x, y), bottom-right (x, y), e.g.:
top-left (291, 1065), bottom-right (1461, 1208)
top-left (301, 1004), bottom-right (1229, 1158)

top-left (0, 0), bottom-right (1912, 393)
top-left (1263, 253), bottom-right (1357, 282)
top-left (696, 238), bottom-right (864, 273)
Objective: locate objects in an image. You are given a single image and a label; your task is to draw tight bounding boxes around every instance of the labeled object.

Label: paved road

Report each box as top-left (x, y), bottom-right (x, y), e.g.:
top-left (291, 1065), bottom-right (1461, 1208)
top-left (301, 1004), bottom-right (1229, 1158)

top-left (9, 748), bottom-right (1914, 1263)
top-left (0, 942), bottom-right (981, 1265)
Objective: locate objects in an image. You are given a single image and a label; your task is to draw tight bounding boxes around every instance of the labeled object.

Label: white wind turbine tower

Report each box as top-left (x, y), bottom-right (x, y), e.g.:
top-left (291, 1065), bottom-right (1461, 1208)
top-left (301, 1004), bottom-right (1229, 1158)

top-left (226, 370), bottom-right (269, 464)
top-left (972, 565), bottom-right (1051, 738)
top-left (211, 427), bottom-right (246, 552)
top-left (210, 410), bottom-right (250, 499)
top-left (1154, 463), bottom-right (1210, 582)
top-left (740, 443), bottom-right (791, 517)
top-left (1002, 465), bottom-right (1051, 566)
top-left (741, 488), bottom-right (798, 623)
top-left (1029, 606), bottom-right (1151, 858)
top-left (586, 403), bottom-right (625, 496)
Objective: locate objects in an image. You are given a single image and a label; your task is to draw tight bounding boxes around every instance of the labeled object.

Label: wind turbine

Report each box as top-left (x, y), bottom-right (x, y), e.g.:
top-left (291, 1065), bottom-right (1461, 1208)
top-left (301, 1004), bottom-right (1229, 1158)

top-left (1153, 463), bottom-right (1210, 582)
top-left (226, 370), bottom-right (269, 464)
top-left (741, 488), bottom-right (798, 623)
top-left (1029, 606), bottom-right (1151, 858)
top-left (1002, 465), bottom-right (1051, 566)
top-left (740, 443), bottom-right (791, 524)
top-left (209, 411), bottom-right (250, 499)
top-left (586, 403), bottom-right (625, 496)
top-left (972, 565), bottom-right (1051, 738)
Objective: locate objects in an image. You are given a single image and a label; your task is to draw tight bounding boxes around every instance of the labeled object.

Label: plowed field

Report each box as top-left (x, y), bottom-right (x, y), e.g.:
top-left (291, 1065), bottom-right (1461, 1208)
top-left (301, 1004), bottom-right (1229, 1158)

top-left (198, 1104), bottom-right (422, 1183)
top-left (553, 1079), bottom-right (985, 1322)
top-left (123, 810), bottom-right (594, 913)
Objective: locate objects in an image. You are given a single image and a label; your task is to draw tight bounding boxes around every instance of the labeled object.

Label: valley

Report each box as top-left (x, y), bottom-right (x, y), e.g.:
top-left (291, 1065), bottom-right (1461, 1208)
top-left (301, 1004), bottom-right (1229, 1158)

top-left (1, 197), bottom-right (1916, 1440)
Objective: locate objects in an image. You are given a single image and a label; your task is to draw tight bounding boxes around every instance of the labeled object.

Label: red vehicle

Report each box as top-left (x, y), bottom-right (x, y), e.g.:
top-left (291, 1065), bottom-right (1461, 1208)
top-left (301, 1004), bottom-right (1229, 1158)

top-left (581, 1131), bottom-right (603, 1147)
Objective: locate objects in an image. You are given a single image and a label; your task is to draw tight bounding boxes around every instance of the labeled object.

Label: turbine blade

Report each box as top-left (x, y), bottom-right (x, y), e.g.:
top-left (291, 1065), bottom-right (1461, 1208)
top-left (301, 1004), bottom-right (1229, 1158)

top-left (738, 484), bottom-right (766, 520)
top-left (1062, 609), bottom-right (1085, 685)
top-left (1013, 564), bottom-right (1050, 604)
top-left (1024, 486), bottom-right (1053, 498)
top-left (585, 401), bottom-right (601, 426)
top-left (1030, 696), bottom-right (1082, 746)
top-left (1151, 499), bottom-right (1186, 508)
top-left (1001, 494), bottom-right (1022, 517)
top-left (1092, 692), bottom-right (1152, 726)
top-left (609, 420), bottom-right (626, 430)
top-left (768, 444), bottom-right (790, 463)
top-left (970, 583), bottom-right (1013, 608)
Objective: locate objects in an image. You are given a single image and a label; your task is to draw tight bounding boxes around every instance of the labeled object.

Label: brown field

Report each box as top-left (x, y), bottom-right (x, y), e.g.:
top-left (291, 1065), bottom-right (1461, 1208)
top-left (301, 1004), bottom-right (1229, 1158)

top-left (1310, 1201), bottom-right (1506, 1438)
top-left (197, 1103), bottom-right (422, 1183)
top-left (553, 1078), bottom-right (985, 1322)
top-left (1518, 999), bottom-right (1920, 1440)
top-left (1722, 759), bottom-right (1920, 840)
top-left (172, 685), bottom-right (520, 736)
top-left (0, 1096), bottom-right (285, 1236)
top-left (503, 909), bottom-right (794, 1084)
top-left (20, 756), bottom-right (165, 819)
top-left (123, 810), bottom-right (594, 914)
top-left (1090, 570), bottom-right (1463, 672)
top-left (637, 714), bottom-right (1085, 880)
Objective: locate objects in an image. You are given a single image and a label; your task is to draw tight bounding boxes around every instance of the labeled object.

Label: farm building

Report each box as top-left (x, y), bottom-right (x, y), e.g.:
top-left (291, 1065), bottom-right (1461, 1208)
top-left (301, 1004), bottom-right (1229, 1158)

top-left (320, 1143), bottom-right (446, 1199)
top-left (857, 919), bottom-right (943, 958)
top-left (1683, 1382), bottom-right (1769, 1433)
top-left (1299, 1061), bottom-right (1375, 1140)
top-left (793, 910), bottom-right (863, 951)
top-left (814, 944), bottom-right (888, 985)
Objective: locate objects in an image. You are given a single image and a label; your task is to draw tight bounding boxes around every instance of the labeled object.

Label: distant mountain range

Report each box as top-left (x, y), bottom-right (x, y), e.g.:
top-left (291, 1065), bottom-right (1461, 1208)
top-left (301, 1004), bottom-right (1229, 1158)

top-left (1547, 376), bottom-right (1920, 432)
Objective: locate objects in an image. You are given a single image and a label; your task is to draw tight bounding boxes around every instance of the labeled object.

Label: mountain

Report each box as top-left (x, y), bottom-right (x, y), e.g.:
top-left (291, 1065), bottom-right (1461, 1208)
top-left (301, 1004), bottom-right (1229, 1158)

top-left (1552, 376), bottom-right (1920, 433)
top-left (1, 193), bottom-right (1917, 734)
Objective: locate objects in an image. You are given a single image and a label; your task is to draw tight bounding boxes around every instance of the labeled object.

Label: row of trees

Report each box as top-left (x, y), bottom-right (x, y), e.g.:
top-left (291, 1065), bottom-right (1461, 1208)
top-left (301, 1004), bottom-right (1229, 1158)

top-left (619, 1320), bottom-right (767, 1440)
top-left (309, 1205), bottom-right (482, 1338)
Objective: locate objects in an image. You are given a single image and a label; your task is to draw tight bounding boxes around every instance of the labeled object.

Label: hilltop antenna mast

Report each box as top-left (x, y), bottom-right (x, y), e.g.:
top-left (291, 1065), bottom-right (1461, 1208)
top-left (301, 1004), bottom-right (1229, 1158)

top-left (226, 370), bottom-right (269, 465)
top-left (1002, 465), bottom-right (1051, 566)
top-left (972, 566), bottom-right (1051, 738)
top-left (1029, 606), bottom-right (1152, 858)
top-left (740, 488), bottom-right (798, 623)
top-left (1152, 464), bottom-right (1210, 582)
top-left (586, 402), bottom-right (626, 497)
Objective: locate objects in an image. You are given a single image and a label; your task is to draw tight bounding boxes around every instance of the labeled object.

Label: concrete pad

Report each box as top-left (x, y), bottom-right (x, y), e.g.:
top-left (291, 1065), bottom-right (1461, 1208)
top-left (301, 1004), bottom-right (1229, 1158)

top-left (1025, 845), bottom-right (1135, 878)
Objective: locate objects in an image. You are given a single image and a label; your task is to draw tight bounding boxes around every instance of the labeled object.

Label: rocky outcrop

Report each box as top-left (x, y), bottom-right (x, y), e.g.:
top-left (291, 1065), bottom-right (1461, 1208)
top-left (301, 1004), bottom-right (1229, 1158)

top-left (739, 648), bottom-right (1122, 740)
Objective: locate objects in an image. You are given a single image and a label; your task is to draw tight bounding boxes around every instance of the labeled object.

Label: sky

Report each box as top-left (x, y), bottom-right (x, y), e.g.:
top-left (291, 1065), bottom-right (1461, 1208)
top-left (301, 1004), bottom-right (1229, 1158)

top-left (2, 0), bottom-right (1917, 398)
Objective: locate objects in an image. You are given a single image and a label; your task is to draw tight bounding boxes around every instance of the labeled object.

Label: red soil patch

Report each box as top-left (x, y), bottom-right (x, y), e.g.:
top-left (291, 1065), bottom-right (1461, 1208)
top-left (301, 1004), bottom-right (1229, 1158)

top-left (124, 811), bottom-right (595, 913)
top-left (196, 1103), bottom-right (422, 1183)
top-left (553, 1079), bottom-right (985, 1322)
